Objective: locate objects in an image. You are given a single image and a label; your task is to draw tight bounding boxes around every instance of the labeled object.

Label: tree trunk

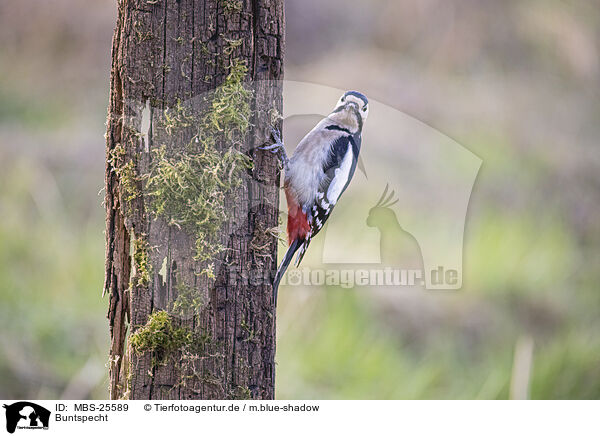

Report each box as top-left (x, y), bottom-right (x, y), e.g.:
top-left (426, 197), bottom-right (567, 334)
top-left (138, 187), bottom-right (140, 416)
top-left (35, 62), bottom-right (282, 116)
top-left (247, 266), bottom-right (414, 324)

top-left (104, 0), bottom-right (284, 400)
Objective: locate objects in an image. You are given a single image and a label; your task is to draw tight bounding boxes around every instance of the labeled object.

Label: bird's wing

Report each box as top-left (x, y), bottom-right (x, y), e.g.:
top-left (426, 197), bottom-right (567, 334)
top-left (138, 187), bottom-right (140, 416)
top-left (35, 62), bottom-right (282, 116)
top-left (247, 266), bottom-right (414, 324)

top-left (294, 132), bottom-right (361, 267)
top-left (324, 134), bottom-right (360, 202)
top-left (316, 132), bottom-right (361, 225)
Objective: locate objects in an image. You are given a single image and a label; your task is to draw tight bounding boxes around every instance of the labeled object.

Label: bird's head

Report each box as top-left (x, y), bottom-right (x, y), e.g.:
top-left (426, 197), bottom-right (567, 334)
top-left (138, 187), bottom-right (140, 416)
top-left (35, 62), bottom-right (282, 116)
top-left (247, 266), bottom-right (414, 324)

top-left (330, 90), bottom-right (369, 131)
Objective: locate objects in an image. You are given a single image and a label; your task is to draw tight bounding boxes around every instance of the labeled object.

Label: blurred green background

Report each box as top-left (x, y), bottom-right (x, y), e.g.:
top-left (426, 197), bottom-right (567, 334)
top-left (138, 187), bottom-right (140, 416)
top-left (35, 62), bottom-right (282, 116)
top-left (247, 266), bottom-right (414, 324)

top-left (1, 0), bottom-right (599, 399)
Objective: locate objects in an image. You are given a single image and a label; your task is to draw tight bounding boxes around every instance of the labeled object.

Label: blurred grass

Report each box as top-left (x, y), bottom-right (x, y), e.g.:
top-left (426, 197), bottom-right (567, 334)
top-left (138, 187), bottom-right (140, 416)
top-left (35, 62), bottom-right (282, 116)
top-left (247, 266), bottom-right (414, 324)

top-left (0, 89), bottom-right (69, 129)
top-left (0, 151), bottom-right (108, 399)
top-left (275, 204), bottom-right (600, 399)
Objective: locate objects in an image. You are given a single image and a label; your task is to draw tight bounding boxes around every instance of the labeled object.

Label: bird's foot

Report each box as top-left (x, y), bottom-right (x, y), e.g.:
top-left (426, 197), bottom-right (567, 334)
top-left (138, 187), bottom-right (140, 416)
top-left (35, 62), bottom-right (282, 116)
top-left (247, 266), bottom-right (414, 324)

top-left (270, 126), bottom-right (283, 146)
top-left (258, 126), bottom-right (289, 169)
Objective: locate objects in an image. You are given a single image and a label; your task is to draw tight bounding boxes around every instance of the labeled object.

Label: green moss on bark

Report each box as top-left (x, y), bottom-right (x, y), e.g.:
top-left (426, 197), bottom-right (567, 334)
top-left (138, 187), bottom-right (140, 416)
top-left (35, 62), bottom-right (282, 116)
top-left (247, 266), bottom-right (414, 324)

top-left (132, 237), bottom-right (151, 287)
top-left (130, 311), bottom-right (193, 365)
top-left (146, 145), bottom-right (251, 262)
top-left (171, 282), bottom-right (205, 318)
top-left (219, 0), bottom-right (243, 15)
top-left (206, 59), bottom-right (252, 137)
top-left (108, 144), bottom-right (140, 202)
top-left (146, 60), bottom-right (253, 264)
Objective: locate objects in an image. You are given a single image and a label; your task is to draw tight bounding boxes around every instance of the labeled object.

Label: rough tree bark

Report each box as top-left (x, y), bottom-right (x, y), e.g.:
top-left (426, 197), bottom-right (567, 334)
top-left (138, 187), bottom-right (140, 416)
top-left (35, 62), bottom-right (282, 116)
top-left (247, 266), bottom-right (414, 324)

top-left (104, 0), bottom-right (284, 400)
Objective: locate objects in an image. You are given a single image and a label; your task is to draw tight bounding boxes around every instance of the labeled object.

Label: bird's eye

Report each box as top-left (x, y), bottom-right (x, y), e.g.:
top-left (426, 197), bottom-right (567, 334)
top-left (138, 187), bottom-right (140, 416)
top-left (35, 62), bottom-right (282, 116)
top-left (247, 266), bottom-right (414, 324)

top-left (362, 106), bottom-right (368, 112)
top-left (341, 97), bottom-right (345, 102)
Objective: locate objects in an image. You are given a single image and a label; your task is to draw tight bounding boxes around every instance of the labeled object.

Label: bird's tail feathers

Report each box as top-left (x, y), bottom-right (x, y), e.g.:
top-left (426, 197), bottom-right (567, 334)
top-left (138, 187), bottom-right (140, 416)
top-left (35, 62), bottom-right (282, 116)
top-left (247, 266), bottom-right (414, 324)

top-left (294, 239), bottom-right (310, 267)
top-left (273, 238), bottom-right (303, 306)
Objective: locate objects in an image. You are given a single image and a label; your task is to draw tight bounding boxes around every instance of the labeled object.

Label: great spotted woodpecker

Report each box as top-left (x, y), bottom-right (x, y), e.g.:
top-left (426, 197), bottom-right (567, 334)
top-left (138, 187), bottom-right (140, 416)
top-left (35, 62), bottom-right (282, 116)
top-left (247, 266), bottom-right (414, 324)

top-left (259, 91), bottom-right (369, 304)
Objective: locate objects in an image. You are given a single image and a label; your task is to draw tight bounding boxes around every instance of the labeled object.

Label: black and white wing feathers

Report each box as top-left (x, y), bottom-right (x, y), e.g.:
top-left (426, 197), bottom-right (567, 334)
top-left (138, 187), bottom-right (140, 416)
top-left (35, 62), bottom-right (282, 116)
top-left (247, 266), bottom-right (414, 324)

top-left (294, 130), bottom-right (362, 266)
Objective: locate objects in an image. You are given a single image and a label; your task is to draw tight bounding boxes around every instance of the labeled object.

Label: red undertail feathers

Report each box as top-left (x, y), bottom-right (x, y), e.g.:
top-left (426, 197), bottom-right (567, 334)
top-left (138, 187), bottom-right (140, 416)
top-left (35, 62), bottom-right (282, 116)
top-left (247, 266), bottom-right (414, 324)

top-left (285, 186), bottom-right (310, 244)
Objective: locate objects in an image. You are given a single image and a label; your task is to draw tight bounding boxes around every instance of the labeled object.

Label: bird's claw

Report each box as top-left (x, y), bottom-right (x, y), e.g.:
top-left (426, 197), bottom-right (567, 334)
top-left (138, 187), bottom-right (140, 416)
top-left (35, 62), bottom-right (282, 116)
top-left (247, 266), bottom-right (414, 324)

top-left (258, 143), bottom-right (282, 153)
top-left (257, 125), bottom-right (288, 169)
top-left (270, 126), bottom-right (283, 145)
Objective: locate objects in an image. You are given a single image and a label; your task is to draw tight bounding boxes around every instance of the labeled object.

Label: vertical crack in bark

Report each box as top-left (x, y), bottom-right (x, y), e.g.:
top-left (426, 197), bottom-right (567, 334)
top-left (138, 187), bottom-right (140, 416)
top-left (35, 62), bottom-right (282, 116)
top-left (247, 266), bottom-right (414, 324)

top-left (250, 0), bottom-right (260, 78)
top-left (161, 0), bottom-right (168, 110)
top-left (190, 0), bottom-right (195, 94)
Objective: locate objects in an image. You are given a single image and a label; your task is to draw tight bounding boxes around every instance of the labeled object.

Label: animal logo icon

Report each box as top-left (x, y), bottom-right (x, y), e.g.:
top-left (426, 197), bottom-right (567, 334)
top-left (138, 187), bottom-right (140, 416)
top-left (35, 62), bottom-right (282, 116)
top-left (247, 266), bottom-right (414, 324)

top-left (2, 402), bottom-right (50, 433)
top-left (366, 184), bottom-right (424, 272)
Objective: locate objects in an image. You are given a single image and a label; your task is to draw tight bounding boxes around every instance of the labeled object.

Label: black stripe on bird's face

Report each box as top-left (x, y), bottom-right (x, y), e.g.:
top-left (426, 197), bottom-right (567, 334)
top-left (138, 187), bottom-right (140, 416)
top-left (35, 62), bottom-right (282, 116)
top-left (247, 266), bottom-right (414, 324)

top-left (326, 124), bottom-right (353, 134)
top-left (329, 103), bottom-right (362, 133)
